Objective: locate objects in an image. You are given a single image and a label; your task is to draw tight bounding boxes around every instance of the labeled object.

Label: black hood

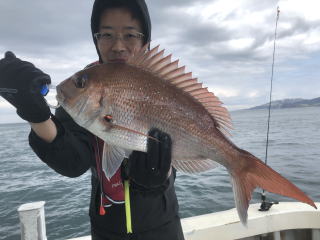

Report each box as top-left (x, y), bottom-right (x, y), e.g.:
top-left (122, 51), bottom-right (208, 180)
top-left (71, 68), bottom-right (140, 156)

top-left (91, 0), bottom-right (151, 63)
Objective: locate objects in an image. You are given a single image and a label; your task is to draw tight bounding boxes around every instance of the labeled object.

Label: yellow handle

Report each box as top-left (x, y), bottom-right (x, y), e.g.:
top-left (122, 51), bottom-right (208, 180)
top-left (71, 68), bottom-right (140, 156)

top-left (124, 180), bottom-right (132, 233)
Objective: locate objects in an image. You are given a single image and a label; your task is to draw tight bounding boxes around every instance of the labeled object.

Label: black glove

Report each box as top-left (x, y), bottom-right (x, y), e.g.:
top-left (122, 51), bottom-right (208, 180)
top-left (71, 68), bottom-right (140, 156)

top-left (125, 128), bottom-right (172, 188)
top-left (0, 51), bottom-right (51, 123)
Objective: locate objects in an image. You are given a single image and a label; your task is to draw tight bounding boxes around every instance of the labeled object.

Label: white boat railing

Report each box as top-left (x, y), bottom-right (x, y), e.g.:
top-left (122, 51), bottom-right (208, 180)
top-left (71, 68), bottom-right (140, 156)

top-left (17, 201), bottom-right (320, 240)
top-left (17, 201), bottom-right (47, 240)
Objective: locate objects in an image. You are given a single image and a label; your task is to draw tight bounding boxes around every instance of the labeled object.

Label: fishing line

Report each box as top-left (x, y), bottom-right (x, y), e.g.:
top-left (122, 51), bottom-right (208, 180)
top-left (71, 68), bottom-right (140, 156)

top-left (260, 6), bottom-right (280, 211)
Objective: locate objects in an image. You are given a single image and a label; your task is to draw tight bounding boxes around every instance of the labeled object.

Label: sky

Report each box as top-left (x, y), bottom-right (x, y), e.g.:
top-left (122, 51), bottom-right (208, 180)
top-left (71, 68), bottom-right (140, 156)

top-left (0, 0), bottom-right (320, 123)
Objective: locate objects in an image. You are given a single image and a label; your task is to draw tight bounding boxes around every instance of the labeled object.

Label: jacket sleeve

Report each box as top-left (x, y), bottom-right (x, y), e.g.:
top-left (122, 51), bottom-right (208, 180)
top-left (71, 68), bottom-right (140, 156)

top-left (29, 107), bottom-right (94, 177)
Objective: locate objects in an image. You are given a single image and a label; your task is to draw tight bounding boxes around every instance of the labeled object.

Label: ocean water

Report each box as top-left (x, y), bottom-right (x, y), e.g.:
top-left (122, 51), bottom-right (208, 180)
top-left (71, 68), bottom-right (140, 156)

top-left (0, 107), bottom-right (319, 240)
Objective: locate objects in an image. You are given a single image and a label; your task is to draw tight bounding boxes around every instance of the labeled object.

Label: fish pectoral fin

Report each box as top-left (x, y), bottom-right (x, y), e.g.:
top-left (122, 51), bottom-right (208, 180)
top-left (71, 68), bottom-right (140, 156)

top-left (230, 149), bottom-right (317, 226)
top-left (173, 159), bottom-right (219, 173)
top-left (101, 142), bottom-right (126, 179)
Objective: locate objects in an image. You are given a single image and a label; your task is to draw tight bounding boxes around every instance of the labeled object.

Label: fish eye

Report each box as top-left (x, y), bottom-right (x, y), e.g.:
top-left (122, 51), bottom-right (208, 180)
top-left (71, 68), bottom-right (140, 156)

top-left (73, 74), bottom-right (88, 88)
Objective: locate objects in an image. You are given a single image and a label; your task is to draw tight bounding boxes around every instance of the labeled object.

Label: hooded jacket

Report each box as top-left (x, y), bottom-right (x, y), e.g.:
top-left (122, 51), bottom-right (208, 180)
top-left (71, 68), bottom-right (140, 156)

top-left (29, 107), bottom-right (180, 235)
top-left (29, 0), bottom-right (183, 238)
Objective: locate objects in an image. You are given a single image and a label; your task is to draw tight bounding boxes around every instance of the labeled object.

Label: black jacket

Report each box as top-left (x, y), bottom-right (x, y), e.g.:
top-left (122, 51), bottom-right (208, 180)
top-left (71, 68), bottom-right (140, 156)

top-left (28, 1), bottom-right (183, 238)
top-left (29, 107), bottom-right (180, 235)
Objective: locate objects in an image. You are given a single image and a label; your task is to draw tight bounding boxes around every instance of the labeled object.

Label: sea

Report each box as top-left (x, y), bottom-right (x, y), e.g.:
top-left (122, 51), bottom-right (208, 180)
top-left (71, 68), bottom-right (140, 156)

top-left (0, 107), bottom-right (319, 240)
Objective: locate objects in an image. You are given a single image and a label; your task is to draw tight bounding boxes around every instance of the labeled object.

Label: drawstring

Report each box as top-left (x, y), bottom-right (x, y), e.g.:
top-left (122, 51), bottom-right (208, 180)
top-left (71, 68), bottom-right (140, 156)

top-left (95, 137), bottom-right (132, 233)
top-left (124, 180), bottom-right (133, 233)
top-left (96, 137), bottom-right (106, 216)
top-left (99, 193), bottom-right (106, 215)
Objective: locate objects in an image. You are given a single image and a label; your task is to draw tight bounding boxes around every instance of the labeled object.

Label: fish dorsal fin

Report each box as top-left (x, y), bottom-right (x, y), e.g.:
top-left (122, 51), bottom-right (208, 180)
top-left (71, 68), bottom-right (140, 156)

top-left (128, 44), bottom-right (232, 134)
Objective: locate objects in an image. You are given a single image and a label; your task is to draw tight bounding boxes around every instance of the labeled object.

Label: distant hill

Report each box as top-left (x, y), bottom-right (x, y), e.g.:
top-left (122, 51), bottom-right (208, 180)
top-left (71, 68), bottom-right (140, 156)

top-left (249, 97), bottom-right (320, 110)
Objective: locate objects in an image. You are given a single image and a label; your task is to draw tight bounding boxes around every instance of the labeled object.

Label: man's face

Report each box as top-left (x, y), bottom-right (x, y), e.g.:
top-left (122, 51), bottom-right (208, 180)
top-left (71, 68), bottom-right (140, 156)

top-left (97, 8), bottom-right (144, 63)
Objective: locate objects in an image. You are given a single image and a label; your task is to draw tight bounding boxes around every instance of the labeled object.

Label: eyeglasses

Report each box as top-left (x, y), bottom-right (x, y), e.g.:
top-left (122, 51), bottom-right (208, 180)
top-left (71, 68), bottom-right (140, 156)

top-left (94, 31), bottom-right (144, 46)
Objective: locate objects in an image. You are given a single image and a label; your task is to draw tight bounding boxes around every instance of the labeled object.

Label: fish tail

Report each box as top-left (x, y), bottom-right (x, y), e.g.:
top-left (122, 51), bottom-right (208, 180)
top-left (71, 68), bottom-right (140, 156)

top-left (230, 149), bottom-right (317, 225)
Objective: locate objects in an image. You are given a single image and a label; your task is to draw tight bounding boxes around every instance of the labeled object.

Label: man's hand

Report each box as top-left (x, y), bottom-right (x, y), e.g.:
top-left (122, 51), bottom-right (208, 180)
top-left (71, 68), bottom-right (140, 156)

top-left (126, 128), bottom-right (172, 188)
top-left (0, 51), bottom-right (51, 123)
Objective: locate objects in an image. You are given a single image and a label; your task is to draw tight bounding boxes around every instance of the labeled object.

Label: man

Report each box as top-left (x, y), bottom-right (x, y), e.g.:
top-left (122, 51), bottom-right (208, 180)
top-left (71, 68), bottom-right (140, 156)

top-left (0, 0), bottom-right (184, 239)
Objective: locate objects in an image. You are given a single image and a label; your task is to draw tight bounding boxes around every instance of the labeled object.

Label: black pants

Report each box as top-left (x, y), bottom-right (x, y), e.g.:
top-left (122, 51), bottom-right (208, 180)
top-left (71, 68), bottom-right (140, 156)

top-left (92, 216), bottom-right (185, 240)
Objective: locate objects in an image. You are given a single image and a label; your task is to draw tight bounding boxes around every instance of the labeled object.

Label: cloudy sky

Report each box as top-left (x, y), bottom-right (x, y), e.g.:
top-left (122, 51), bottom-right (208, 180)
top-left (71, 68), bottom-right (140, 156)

top-left (0, 0), bottom-right (319, 123)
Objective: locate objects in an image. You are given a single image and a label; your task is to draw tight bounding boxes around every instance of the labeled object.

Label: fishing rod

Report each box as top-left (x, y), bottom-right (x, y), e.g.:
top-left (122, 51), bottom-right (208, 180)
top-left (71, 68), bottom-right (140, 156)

top-left (259, 6), bottom-right (280, 212)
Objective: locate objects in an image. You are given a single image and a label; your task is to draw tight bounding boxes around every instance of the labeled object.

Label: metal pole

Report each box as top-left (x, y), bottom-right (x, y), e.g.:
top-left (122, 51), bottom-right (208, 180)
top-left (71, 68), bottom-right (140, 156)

top-left (313, 229), bottom-right (320, 240)
top-left (18, 201), bottom-right (47, 240)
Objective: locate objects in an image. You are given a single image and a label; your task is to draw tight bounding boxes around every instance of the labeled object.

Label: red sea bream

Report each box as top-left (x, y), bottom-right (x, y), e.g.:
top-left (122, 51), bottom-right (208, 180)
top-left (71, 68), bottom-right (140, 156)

top-left (56, 45), bottom-right (317, 224)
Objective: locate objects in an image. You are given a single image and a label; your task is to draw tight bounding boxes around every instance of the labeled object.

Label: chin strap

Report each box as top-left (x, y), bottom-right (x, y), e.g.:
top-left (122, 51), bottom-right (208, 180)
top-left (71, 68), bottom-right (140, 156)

top-left (124, 180), bottom-right (133, 233)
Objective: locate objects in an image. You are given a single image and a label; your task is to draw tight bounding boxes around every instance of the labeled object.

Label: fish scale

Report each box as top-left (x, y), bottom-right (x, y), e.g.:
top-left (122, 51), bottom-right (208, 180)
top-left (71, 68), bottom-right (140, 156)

top-left (56, 44), bottom-right (316, 225)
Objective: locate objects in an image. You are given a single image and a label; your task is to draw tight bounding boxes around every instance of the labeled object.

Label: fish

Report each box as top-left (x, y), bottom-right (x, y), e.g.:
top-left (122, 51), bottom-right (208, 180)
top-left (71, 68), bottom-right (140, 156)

top-left (56, 44), bottom-right (317, 224)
